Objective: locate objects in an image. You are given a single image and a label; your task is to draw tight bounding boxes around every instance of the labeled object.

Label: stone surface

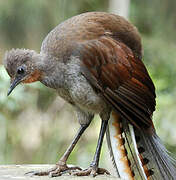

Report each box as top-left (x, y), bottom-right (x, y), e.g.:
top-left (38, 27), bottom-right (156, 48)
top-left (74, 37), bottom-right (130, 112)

top-left (0, 165), bottom-right (120, 180)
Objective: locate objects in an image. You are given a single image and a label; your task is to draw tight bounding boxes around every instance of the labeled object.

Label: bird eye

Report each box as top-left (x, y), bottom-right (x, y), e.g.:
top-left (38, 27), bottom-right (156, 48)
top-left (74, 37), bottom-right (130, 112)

top-left (17, 67), bottom-right (24, 75)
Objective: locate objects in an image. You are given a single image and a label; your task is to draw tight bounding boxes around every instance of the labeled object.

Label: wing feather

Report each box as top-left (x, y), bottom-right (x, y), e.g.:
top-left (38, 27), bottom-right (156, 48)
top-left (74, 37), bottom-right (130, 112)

top-left (79, 36), bottom-right (156, 128)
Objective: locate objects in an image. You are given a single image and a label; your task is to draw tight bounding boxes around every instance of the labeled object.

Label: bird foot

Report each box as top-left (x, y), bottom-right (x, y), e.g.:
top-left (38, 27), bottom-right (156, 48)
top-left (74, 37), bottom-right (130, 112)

top-left (25, 163), bottom-right (82, 177)
top-left (72, 166), bottom-right (110, 177)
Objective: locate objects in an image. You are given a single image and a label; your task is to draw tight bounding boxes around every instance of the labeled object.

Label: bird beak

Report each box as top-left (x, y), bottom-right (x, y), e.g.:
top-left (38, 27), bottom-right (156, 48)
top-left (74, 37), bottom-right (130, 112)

top-left (7, 77), bottom-right (22, 96)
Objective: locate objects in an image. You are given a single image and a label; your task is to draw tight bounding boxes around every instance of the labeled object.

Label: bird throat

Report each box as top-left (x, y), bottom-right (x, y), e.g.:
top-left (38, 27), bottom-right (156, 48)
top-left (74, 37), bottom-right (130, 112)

top-left (23, 70), bottom-right (42, 83)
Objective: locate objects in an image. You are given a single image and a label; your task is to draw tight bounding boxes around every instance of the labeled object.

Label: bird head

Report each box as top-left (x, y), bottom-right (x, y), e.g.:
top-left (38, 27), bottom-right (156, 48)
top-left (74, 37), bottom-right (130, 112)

top-left (3, 49), bottom-right (42, 96)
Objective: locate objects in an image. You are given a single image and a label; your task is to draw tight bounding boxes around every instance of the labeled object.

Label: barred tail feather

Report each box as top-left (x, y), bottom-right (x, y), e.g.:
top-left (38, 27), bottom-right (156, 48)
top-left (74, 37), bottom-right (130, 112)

top-left (106, 111), bottom-right (147, 179)
top-left (106, 111), bottom-right (133, 179)
top-left (134, 127), bottom-right (176, 180)
top-left (106, 111), bottom-right (176, 180)
top-left (129, 124), bottom-right (147, 179)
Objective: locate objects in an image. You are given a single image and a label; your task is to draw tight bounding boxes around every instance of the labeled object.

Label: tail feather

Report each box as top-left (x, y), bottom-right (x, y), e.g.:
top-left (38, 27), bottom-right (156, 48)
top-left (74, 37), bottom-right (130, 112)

top-left (106, 111), bottom-right (135, 179)
top-left (106, 111), bottom-right (148, 179)
top-left (122, 118), bottom-right (147, 179)
top-left (129, 124), bottom-right (147, 179)
top-left (134, 127), bottom-right (176, 180)
top-left (106, 111), bottom-right (176, 179)
top-left (106, 125), bottom-right (120, 176)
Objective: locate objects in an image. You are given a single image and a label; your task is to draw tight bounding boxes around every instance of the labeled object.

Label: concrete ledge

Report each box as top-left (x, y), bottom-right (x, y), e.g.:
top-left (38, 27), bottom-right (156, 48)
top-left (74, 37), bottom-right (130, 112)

top-left (0, 165), bottom-right (120, 180)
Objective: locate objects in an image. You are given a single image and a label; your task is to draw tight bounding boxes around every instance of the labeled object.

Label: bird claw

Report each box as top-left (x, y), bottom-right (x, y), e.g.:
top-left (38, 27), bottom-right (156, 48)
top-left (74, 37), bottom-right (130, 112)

top-left (72, 166), bottom-right (110, 177)
top-left (25, 164), bottom-right (82, 177)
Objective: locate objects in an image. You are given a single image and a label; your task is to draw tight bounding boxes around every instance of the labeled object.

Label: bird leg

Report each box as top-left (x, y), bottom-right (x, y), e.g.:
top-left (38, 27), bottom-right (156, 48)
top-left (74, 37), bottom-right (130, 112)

top-left (26, 123), bottom-right (90, 177)
top-left (72, 120), bottom-right (110, 177)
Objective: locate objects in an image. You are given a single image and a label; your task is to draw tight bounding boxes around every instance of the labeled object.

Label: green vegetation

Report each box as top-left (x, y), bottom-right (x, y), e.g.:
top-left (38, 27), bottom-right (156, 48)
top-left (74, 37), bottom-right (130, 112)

top-left (131, 0), bottom-right (176, 154)
top-left (0, 0), bottom-right (176, 170)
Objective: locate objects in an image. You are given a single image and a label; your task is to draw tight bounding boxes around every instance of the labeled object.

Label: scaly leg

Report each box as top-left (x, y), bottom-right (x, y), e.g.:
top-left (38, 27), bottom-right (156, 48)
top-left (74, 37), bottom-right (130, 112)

top-left (26, 123), bottom-right (90, 177)
top-left (72, 120), bottom-right (110, 177)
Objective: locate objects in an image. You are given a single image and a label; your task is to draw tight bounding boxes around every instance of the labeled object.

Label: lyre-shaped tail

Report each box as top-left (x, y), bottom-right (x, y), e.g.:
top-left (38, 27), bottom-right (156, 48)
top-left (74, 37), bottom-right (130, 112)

top-left (106, 111), bottom-right (176, 180)
top-left (133, 126), bottom-right (176, 180)
top-left (106, 111), bottom-right (147, 180)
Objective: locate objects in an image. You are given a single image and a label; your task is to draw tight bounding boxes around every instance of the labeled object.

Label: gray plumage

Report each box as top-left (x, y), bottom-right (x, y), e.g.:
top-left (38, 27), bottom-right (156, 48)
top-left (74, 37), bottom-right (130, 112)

top-left (3, 12), bottom-right (176, 179)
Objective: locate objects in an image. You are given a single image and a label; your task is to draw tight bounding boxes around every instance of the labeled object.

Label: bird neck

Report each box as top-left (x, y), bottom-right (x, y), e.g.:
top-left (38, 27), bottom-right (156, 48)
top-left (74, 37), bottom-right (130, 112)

top-left (38, 53), bottom-right (66, 89)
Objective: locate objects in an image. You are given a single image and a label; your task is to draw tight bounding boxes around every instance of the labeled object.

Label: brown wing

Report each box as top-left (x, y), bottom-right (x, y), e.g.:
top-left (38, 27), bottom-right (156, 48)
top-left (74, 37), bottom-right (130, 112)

top-left (79, 36), bottom-right (156, 129)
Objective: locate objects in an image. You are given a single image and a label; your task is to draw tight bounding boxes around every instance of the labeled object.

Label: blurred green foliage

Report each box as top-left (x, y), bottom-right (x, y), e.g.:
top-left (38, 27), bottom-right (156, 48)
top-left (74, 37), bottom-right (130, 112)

top-left (131, 0), bottom-right (176, 153)
top-left (0, 0), bottom-right (176, 172)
